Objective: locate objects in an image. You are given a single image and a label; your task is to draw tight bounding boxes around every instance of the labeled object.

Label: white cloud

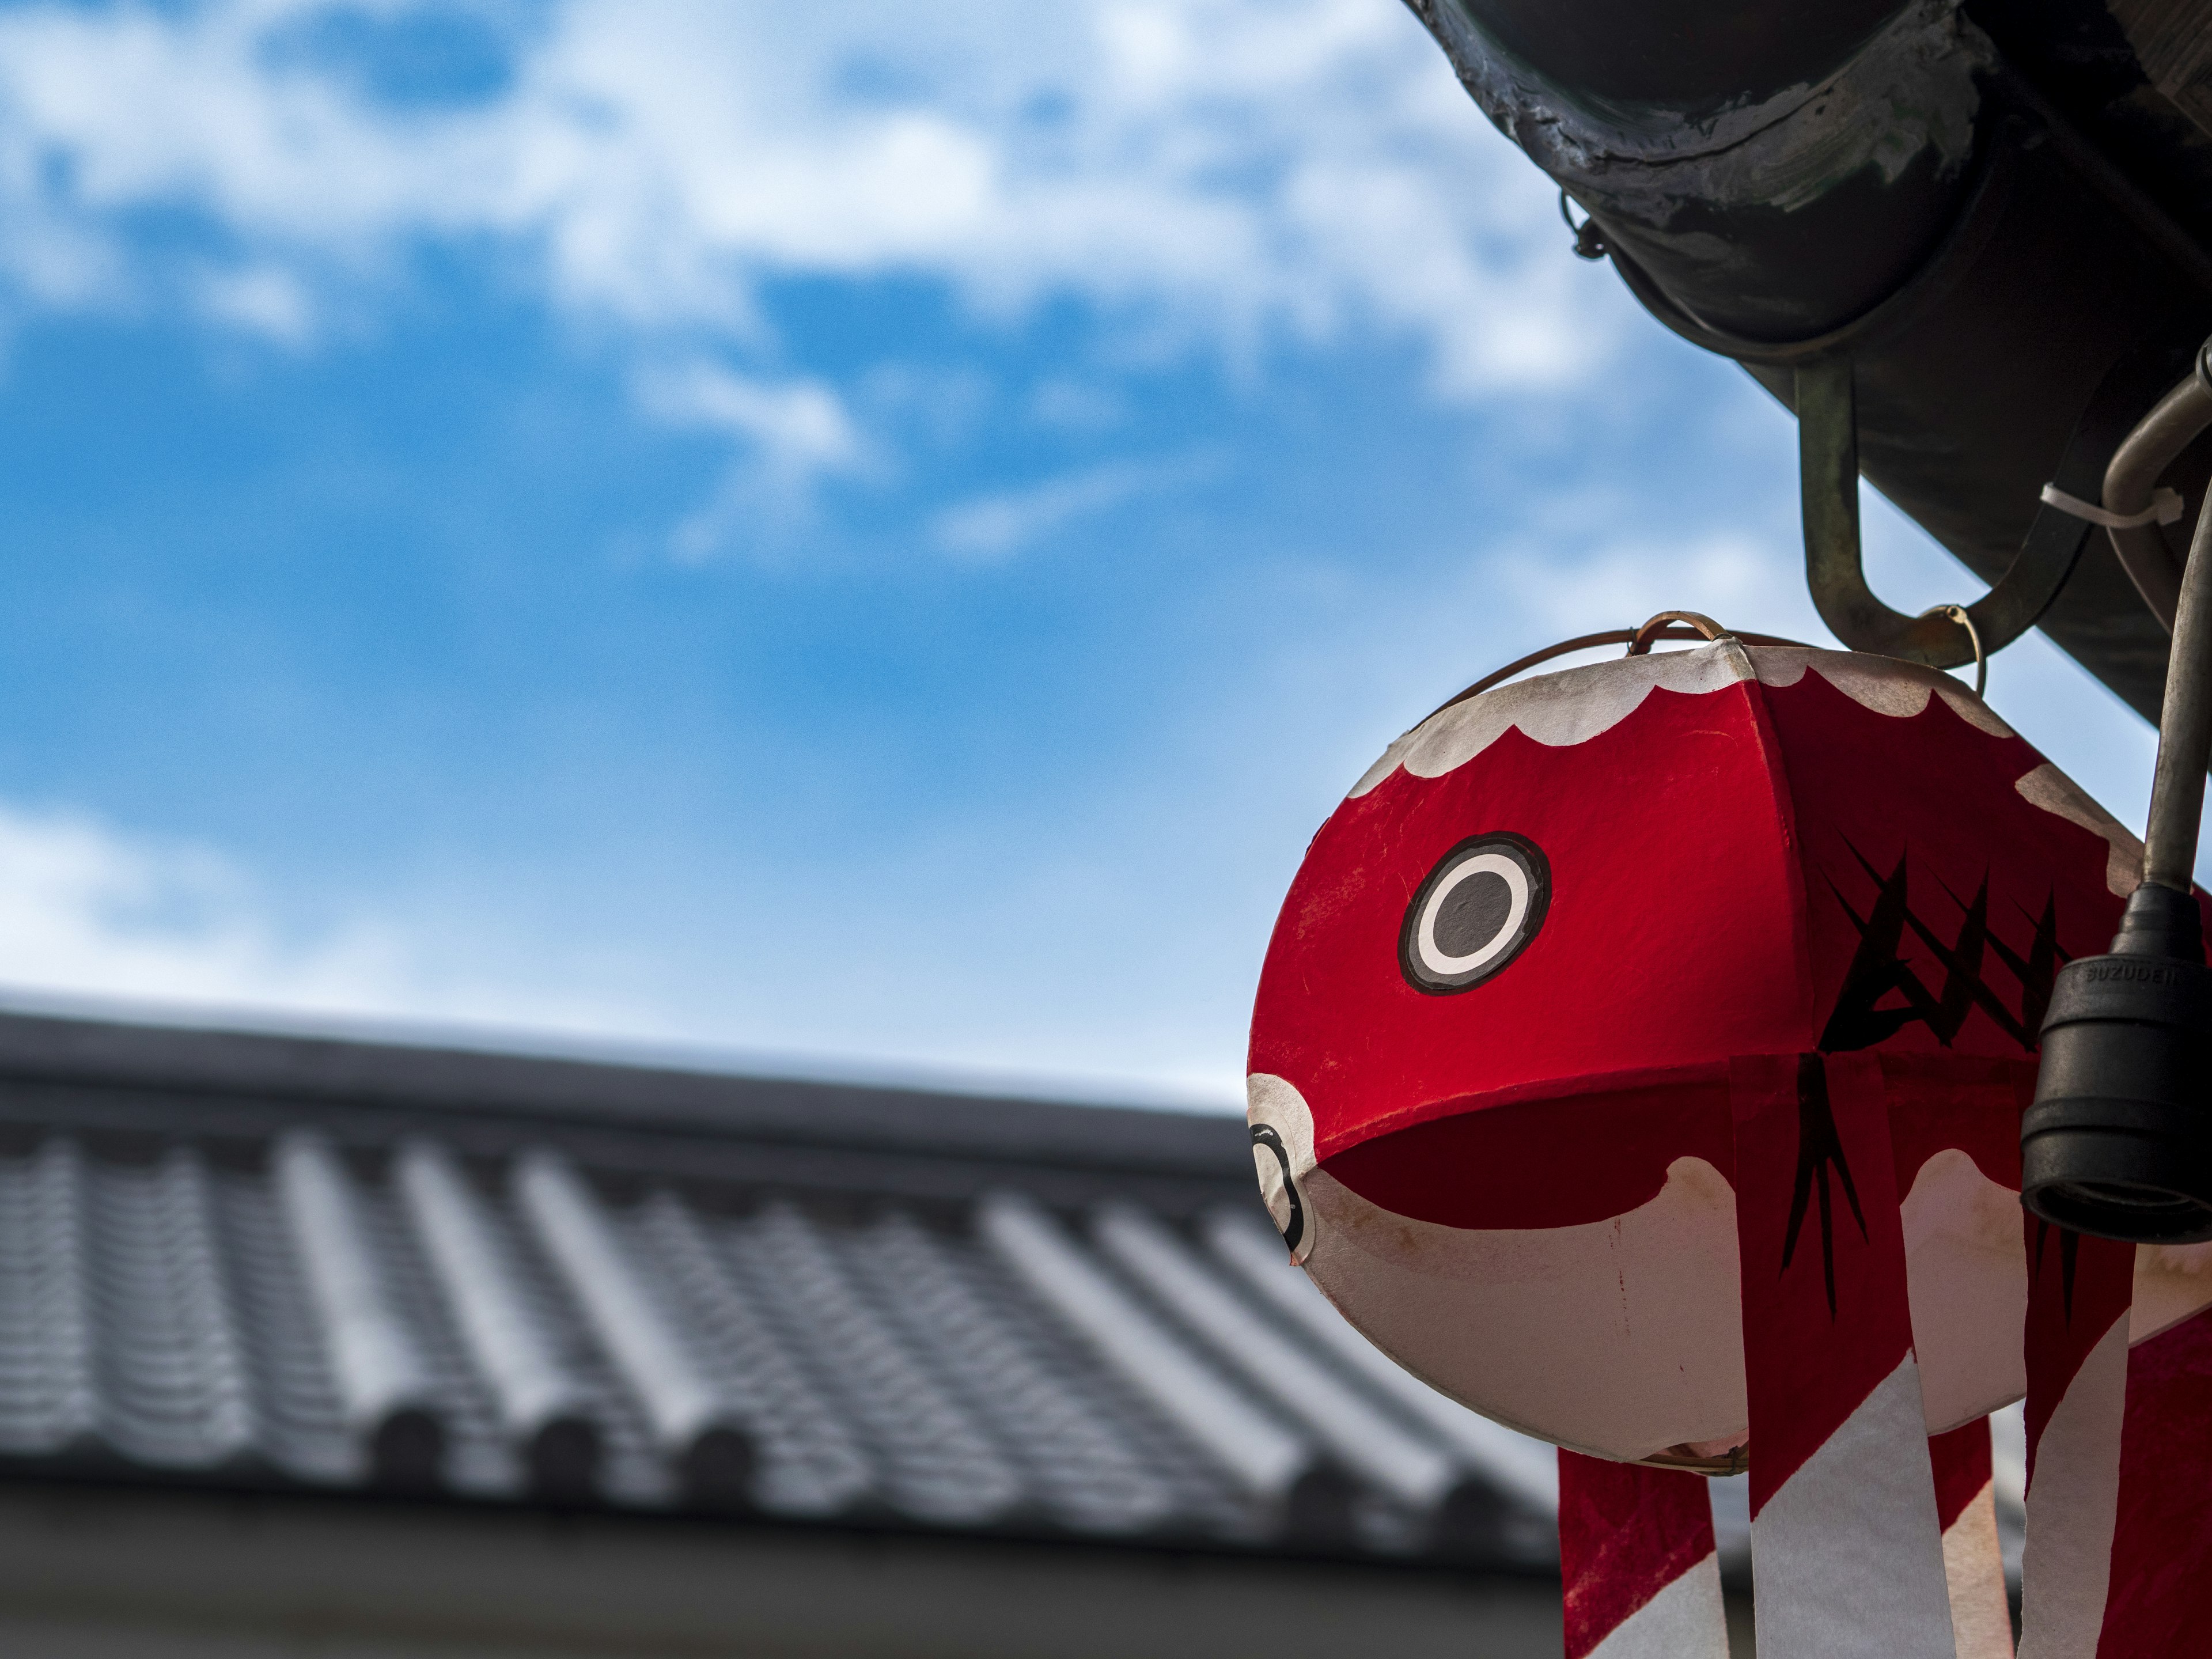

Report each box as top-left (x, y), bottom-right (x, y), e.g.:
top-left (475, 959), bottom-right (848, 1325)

top-left (637, 355), bottom-right (869, 556)
top-left (0, 800), bottom-right (407, 1013)
top-left (0, 792), bottom-right (1251, 1103)
top-left (192, 261), bottom-right (316, 344)
top-left (640, 358), bottom-right (863, 474)
top-left (0, 0), bottom-right (1609, 397)
top-left (0, 797), bottom-right (702, 1051)
top-left (931, 455), bottom-right (1196, 561)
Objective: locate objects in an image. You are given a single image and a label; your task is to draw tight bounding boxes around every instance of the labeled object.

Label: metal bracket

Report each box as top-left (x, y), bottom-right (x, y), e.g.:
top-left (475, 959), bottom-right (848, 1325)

top-left (1799, 330), bottom-right (2199, 668)
top-left (1797, 355), bottom-right (2089, 666)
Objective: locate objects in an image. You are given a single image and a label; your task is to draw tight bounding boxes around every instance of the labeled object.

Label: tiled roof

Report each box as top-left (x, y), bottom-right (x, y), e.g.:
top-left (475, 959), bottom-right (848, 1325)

top-left (0, 1012), bottom-right (1559, 1567)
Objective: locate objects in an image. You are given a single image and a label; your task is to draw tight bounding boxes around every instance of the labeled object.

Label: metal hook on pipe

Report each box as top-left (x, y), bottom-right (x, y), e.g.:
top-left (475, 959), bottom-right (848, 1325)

top-left (1557, 190), bottom-right (1607, 262)
top-left (1918, 604), bottom-right (1985, 699)
top-left (1797, 355), bottom-right (2093, 668)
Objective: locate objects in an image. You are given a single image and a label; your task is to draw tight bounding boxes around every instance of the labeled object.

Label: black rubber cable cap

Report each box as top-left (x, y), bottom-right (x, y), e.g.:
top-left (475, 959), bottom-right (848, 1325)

top-left (2022, 882), bottom-right (2212, 1243)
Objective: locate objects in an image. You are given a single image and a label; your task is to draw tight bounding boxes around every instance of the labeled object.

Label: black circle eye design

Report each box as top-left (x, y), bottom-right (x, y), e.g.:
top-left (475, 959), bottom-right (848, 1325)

top-left (1399, 833), bottom-right (1550, 994)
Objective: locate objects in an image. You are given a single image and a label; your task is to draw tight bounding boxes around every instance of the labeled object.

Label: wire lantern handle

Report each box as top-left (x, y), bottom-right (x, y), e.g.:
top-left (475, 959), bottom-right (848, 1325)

top-left (1427, 613), bottom-right (1812, 720)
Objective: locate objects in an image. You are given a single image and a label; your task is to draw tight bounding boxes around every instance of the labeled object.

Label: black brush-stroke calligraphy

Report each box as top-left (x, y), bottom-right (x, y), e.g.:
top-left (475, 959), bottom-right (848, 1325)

top-left (1787, 842), bottom-right (2063, 1318)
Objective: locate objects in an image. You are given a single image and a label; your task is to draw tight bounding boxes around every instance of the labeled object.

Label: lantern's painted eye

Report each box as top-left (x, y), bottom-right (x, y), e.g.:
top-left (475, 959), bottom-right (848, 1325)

top-left (1399, 833), bottom-right (1550, 994)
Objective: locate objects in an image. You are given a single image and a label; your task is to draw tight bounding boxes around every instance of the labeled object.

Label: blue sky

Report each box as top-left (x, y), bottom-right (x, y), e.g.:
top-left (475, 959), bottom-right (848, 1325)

top-left (0, 0), bottom-right (2168, 1107)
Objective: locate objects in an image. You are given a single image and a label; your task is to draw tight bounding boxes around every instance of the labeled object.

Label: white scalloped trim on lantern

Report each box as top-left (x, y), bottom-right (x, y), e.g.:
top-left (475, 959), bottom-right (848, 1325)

top-left (1348, 641), bottom-right (1758, 798)
top-left (1749, 647), bottom-right (2016, 738)
top-left (2013, 763), bottom-right (2142, 897)
top-left (1350, 641), bottom-right (2016, 798)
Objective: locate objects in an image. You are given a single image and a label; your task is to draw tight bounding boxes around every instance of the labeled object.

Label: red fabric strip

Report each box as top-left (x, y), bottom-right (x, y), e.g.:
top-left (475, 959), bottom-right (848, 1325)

top-left (2021, 1218), bottom-right (2133, 1487)
top-left (1929, 1415), bottom-right (1994, 1533)
top-left (1729, 1050), bottom-right (1915, 1513)
top-left (1559, 1448), bottom-right (1717, 1659)
top-left (1878, 1051), bottom-right (2032, 1202)
top-left (2095, 1306), bottom-right (2212, 1657)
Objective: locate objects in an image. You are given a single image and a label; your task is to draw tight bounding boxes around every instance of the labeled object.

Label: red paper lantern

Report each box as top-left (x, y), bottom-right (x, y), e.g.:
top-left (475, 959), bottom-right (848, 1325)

top-left (1248, 638), bottom-right (2212, 1658)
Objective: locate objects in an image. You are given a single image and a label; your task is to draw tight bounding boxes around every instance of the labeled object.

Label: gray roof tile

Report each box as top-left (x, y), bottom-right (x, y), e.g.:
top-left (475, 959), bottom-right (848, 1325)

top-left (90, 1149), bottom-right (254, 1471)
top-left (275, 1131), bottom-right (442, 1484)
top-left (0, 1013), bottom-right (1559, 1569)
top-left (515, 1150), bottom-right (751, 1501)
top-left (0, 1141), bottom-right (97, 1457)
top-left (398, 1138), bottom-right (598, 1492)
top-left (1095, 1201), bottom-right (1459, 1513)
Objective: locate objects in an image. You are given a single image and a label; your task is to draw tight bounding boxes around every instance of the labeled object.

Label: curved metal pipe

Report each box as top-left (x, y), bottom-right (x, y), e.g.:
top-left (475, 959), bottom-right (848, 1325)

top-left (2020, 400), bottom-right (2212, 1244)
top-left (2144, 477), bottom-right (2212, 889)
top-left (1798, 357), bottom-right (2055, 668)
top-left (1797, 341), bottom-right (2194, 669)
top-left (1603, 139), bottom-right (2013, 372)
top-left (1798, 358), bottom-right (1948, 662)
top-left (2102, 370), bottom-right (2212, 631)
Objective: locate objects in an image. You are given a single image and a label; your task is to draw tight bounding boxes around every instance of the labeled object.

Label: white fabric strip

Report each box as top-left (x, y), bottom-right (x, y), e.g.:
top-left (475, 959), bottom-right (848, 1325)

top-left (1752, 1357), bottom-right (1959, 1659)
top-left (2039, 483), bottom-right (2183, 530)
top-left (2018, 1315), bottom-right (2130, 1659)
top-left (1586, 1551), bottom-right (1729, 1659)
top-left (1942, 1482), bottom-right (2016, 1659)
